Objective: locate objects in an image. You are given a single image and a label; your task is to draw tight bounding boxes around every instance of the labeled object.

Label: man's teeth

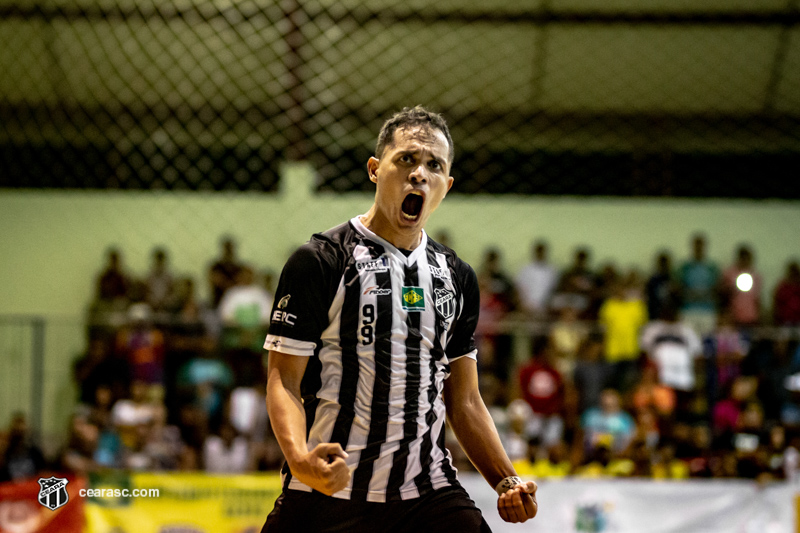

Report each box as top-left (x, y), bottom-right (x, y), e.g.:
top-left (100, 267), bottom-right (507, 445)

top-left (402, 192), bottom-right (423, 221)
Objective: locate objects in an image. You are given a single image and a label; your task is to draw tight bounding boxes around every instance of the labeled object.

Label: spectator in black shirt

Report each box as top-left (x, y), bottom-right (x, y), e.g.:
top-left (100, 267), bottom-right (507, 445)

top-left (1, 413), bottom-right (47, 482)
top-left (208, 237), bottom-right (244, 308)
top-left (646, 251), bottom-right (680, 322)
top-left (97, 247), bottom-right (130, 303)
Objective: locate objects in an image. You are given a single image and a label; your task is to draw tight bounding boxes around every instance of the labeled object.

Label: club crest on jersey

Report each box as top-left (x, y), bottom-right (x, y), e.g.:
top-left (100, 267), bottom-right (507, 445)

top-left (38, 476), bottom-right (69, 511)
top-left (434, 288), bottom-right (456, 320)
top-left (402, 287), bottom-right (425, 311)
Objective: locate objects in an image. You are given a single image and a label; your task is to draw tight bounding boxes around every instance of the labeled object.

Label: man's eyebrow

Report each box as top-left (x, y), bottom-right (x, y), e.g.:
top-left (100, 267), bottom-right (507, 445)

top-left (395, 148), bottom-right (447, 167)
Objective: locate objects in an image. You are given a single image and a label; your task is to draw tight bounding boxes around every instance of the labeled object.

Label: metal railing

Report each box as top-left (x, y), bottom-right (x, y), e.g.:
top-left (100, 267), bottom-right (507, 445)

top-left (0, 315), bottom-right (45, 435)
top-left (1, 311), bottom-right (797, 442)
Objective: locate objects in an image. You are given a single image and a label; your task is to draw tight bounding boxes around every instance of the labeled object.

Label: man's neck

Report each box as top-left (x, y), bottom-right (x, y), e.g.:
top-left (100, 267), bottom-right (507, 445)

top-left (359, 207), bottom-right (422, 250)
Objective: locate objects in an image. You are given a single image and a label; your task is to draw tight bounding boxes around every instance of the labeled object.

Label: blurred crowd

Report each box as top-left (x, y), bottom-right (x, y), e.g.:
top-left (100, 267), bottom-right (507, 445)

top-left (2, 232), bottom-right (800, 484)
top-left (467, 232), bottom-right (800, 482)
top-left (2, 236), bottom-right (282, 482)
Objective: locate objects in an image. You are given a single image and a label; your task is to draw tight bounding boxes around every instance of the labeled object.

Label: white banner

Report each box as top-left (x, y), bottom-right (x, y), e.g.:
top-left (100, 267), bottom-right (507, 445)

top-left (460, 474), bottom-right (798, 533)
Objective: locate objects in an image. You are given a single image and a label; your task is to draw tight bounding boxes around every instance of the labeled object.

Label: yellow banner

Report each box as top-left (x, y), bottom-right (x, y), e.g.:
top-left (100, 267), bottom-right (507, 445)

top-left (796, 493), bottom-right (800, 533)
top-left (85, 472), bottom-right (283, 533)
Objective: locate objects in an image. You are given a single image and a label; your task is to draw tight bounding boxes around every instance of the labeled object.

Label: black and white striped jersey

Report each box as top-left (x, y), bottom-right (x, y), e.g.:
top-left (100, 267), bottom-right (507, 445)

top-left (264, 216), bottom-right (480, 503)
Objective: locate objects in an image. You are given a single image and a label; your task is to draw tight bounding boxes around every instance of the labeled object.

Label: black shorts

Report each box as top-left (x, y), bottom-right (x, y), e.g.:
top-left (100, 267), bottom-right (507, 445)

top-left (261, 484), bottom-right (492, 533)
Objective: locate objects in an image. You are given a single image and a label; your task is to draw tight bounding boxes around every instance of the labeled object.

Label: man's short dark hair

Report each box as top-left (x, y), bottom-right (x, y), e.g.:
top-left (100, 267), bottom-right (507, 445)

top-left (375, 105), bottom-right (454, 164)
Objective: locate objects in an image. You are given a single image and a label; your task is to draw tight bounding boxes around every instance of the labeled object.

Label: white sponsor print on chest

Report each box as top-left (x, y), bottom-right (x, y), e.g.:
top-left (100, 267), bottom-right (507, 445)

top-left (356, 255), bottom-right (390, 273)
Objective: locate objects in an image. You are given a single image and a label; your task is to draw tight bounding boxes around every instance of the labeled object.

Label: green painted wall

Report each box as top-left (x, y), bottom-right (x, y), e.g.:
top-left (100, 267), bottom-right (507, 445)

top-left (2, 163), bottom-right (798, 317)
top-left (1, 162), bottom-right (799, 443)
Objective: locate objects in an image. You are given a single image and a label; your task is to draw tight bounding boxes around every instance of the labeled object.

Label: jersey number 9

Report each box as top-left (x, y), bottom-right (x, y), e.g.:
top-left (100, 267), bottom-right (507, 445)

top-left (361, 304), bottom-right (375, 345)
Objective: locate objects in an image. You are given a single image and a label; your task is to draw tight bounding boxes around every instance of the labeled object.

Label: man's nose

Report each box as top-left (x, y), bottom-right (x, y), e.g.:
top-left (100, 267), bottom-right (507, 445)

top-left (409, 165), bottom-right (427, 183)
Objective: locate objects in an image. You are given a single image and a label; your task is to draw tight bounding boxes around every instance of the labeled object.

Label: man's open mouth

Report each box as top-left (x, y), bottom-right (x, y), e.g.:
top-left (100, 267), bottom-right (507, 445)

top-left (401, 192), bottom-right (424, 221)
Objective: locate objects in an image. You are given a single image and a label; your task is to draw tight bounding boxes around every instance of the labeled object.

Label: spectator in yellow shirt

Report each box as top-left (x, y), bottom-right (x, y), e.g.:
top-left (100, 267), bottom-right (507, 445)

top-left (598, 271), bottom-right (648, 392)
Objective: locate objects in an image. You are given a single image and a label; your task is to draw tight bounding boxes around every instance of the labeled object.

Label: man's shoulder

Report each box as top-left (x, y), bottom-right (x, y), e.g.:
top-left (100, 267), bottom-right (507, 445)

top-left (427, 235), bottom-right (456, 257)
top-left (315, 220), bottom-right (356, 241)
top-left (427, 238), bottom-right (474, 276)
top-left (289, 221), bottom-right (359, 266)
top-left (306, 220), bottom-right (357, 251)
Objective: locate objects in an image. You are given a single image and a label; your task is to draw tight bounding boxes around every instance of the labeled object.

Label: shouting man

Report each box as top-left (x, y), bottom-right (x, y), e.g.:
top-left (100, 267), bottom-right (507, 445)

top-left (262, 106), bottom-right (537, 532)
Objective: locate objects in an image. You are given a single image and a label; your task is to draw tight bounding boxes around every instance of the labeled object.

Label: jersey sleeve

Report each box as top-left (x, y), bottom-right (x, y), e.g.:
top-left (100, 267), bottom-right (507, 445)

top-left (446, 261), bottom-right (480, 361)
top-left (264, 241), bottom-right (337, 356)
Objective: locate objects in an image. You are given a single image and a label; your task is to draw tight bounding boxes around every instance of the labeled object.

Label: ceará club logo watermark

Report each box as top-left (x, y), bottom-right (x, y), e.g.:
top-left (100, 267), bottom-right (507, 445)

top-left (37, 476), bottom-right (160, 510)
top-left (37, 477), bottom-right (69, 511)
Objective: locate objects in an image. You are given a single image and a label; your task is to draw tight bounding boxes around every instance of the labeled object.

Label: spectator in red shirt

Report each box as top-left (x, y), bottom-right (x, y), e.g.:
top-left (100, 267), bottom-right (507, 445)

top-left (712, 376), bottom-right (758, 450)
top-left (517, 336), bottom-right (565, 448)
top-left (774, 260), bottom-right (800, 326)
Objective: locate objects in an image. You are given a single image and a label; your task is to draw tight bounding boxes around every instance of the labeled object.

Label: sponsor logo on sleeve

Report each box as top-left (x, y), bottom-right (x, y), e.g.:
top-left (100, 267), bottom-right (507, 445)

top-left (272, 294), bottom-right (297, 325)
top-left (272, 310), bottom-right (297, 325)
top-left (402, 286), bottom-right (425, 311)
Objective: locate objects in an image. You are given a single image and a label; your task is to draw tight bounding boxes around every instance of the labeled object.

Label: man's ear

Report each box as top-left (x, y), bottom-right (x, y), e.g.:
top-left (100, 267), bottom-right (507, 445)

top-left (367, 157), bottom-right (380, 183)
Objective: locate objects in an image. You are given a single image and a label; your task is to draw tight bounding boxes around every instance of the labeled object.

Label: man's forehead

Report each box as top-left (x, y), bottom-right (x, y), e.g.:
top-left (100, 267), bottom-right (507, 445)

top-left (390, 125), bottom-right (449, 155)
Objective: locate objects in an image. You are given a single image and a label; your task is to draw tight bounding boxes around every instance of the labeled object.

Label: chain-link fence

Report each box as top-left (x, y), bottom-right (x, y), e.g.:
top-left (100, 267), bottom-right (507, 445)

top-left (2, 0), bottom-right (799, 197)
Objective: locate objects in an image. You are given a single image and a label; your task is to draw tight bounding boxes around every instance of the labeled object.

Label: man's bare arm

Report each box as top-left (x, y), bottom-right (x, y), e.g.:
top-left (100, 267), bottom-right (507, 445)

top-left (266, 350), bottom-right (351, 495)
top-left (443, 356), bottom-right (537, 524)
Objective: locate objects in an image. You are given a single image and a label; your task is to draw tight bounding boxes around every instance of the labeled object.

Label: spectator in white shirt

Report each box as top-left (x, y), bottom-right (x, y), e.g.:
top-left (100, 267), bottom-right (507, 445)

top-left (515, 240), bottom-right (559, 317)
top-left (218, 265), bottom-right (274, 382)
top-left (640, 305), bottom-right (703, 421)
top-left (203, 422), bottom-right (250, 473)
top-left (218, 265), bottom-right (273, 327)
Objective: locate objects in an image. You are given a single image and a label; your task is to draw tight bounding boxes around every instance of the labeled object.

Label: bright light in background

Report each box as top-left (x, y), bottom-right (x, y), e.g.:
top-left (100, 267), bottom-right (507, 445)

top-left (736, 273), bottom-right (753, 292)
